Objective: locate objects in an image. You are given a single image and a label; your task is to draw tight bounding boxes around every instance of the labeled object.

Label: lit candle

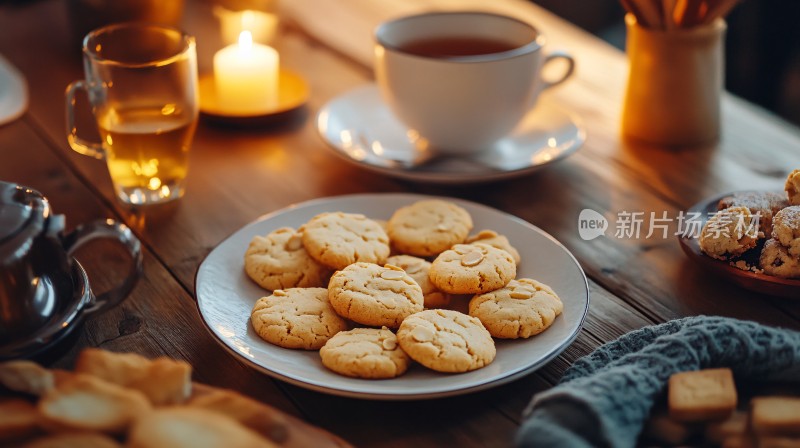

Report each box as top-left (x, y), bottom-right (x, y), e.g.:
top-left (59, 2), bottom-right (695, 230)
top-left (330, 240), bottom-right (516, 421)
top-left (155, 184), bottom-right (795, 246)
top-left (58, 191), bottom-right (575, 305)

top-left (213, 31), bottom-right (279, 113)
top-left (216, 7), bottom-right (279, 45)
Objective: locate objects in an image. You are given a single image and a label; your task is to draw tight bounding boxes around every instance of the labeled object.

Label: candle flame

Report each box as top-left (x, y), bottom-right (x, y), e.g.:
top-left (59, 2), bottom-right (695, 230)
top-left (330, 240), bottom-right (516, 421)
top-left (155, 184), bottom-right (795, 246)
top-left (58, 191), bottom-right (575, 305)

top-left (238, 30), bottom-right (253, 51)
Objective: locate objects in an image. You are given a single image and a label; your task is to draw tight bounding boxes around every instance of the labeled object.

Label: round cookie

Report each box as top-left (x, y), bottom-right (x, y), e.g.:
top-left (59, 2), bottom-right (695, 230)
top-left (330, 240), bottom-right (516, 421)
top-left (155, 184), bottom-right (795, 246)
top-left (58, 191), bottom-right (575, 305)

top-left (319, 327), bottom-right (410, 379)
top-left (699, 206), bottom-right (758, 260)
top-left (301, 212), bottom-right (390, 270)
top-left (328, 263), bottom-right (424, 328)
top-left (771, 206), bottom-right (800, 258)
top-left (244, 227), bottom-right (332, 291)
top-left (786, 169), bottom-right (800, 206)
top-left (387, 199), bottom-right (473, 257)
top-left (397, 309), bottom-right (495, 373)
top-left (760, 239), bottom-right (800, 278)
top-left (251, 288), bottom-right (348, 350)
top-left (429, 243), bottom-right (516, 294)
top-left (465, 229), bottom-right (522, 264)
top-left (469, 278), bottom-right (563, 339)
top-left (386, 255), bottom-right (449, 309)
top-left (717, 192), bottom-right (788, 236)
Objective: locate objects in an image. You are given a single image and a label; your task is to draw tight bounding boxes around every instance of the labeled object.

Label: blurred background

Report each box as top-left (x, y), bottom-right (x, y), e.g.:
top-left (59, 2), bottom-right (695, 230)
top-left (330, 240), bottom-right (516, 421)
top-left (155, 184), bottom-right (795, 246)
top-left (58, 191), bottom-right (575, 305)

top-left (537, 0), bottom-right (800, 127)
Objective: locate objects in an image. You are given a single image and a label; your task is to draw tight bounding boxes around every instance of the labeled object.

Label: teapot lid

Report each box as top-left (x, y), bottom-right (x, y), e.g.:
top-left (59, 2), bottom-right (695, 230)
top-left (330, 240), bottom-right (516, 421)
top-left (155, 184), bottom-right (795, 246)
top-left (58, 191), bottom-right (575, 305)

top-left (0, 182), bottom-right (49, 247)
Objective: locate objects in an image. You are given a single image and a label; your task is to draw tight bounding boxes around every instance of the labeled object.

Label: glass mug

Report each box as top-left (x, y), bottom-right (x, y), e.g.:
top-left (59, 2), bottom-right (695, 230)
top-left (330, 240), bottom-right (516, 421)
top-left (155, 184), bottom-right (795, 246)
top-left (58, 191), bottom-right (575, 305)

top-left (66, 23), bottom-right (199, 205)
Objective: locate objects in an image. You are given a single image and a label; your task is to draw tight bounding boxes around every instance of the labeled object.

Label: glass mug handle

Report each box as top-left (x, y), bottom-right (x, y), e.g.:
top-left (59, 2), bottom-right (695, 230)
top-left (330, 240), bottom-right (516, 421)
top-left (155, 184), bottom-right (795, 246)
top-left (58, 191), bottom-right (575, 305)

top-left (62, 219), bottom-right (143, 315)
top-left (65, 80), bottom-right (105, 160)
top-left (540, 51), bottom-right (576, 90)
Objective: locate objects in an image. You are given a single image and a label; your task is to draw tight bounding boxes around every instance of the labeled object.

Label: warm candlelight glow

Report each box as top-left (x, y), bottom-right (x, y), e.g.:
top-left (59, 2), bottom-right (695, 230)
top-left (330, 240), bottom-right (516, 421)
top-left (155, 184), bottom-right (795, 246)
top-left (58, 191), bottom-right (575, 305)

top-left (213, 30), bottom-right (280, 114)
top-left (215, 7), bottom-right (279, 45)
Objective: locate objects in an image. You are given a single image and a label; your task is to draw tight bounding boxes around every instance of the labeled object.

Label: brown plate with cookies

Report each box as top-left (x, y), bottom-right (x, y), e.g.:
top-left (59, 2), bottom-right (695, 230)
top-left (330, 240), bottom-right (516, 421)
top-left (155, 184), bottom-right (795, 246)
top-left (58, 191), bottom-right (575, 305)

top-left (678, 187), bottom-right (800, 299)
top-left (195, 194), bottom-right (589, 400)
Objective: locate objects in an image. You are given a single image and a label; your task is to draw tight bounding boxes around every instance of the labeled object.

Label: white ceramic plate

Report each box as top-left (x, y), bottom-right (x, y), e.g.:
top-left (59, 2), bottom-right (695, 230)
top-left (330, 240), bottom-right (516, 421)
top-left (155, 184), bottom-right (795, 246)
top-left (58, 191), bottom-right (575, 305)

top-left (316, 85), bottom-right (586, 184)
top-left (196, 194), bottom-right (589, 400)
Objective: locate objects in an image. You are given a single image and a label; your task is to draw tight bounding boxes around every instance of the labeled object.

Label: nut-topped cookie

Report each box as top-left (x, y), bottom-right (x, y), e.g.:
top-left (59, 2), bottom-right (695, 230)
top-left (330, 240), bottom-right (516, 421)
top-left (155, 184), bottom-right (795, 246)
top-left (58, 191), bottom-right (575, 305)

top-left (328, 263), bottom-right (424, 328)
top-left (387, 199), bottom-right (473, 257)
top-left (244, 227), bottom-right (332, 291)
top-left (717, 192), bottom-right (788, 236)
top-left (397, 309), bottom-right (495, 373)
top-left (469, 278), bottom-right (563, 339)
top-left (301, 212), bottom-right (390, 270)
top-left (698, 206), bottom-right (759, 260)
top-left (786, 169), bottom-right (800, 206)
top-left (771, 206), bottom-right (800, 258)
top-left (465, 230), bottom-right (521, 264)
top-left (429, 243), bottom-right (516, 294)
top-left (319, 327), bottom-right (410, 379)
top-left (385, 255), bottom-right (449, 309)
top-left (250, 288), bottom-right (348, 350)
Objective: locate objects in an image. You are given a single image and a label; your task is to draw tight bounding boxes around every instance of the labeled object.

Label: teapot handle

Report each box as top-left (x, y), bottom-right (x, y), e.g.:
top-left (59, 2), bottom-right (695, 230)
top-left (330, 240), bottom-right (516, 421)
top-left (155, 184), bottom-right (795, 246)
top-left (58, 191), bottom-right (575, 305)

top-left (62, 219), bottom-right (142, 315)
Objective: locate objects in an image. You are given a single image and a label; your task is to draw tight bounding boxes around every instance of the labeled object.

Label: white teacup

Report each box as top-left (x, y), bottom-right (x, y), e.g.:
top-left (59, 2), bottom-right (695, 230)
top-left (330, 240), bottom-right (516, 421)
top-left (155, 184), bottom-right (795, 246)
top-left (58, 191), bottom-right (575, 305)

top-left (375, 12), bottom-right (575, 155)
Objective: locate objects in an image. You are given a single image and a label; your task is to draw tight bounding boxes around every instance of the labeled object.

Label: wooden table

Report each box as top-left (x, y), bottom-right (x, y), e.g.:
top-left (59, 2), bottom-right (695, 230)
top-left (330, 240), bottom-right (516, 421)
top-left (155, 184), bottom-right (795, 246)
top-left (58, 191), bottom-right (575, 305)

top-left (2, 0), bottom-right (799, 446)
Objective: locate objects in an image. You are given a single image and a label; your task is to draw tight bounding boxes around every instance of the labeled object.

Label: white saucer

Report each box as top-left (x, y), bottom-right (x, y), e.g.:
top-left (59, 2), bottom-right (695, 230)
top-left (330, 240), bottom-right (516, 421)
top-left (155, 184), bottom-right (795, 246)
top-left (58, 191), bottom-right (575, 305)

top-left (195, 193), bottom-right (589, 400)
top-left (316, 85), bottom-right (586, 184)
top-left (0, 54), bottom-right (28, 126)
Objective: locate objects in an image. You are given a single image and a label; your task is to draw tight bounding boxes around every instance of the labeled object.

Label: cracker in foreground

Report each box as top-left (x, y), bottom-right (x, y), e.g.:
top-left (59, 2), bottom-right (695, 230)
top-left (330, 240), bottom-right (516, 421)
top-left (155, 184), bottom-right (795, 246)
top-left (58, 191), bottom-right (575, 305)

top-left (397, 309), bottom-right (495, 373)
top-left (469, 278), bottom-right (563, 339)
top-left (75, 348), bottom-right (192, 406)
top-left (301, 212), bottom-right (390, 269)
top-left (244, 227), bottom-right (332, 291)
top-left (328, 262), bottom-right (424, 328)
top-left (23, 432), bottom-right (122, 448)
top-left (751, 396), bottom-right (800, 436)
top-left (699, 206), bottom-right (759, 260)
top-left (251, 287), bottom-right (348, 350)
top-left (127, 407), bottom-right (274, 448)
top-left (320, 327), bottom-right (410, 379)
top-left (0, 360), bottom-right (55, 397)
top-left (429, 243), bottom-right (516, 294)
top-left (38, 374), bottom-right (151, 434)
top-left (668, 368), bottom-right (737, 422)
top-left (387, 199), bottom-right (473, 257)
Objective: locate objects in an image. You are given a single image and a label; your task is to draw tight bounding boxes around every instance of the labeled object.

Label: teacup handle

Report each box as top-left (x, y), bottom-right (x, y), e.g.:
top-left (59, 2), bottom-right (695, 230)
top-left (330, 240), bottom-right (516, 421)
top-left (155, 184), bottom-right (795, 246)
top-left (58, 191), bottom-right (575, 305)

top-left (65, 80), bottom-right (106, 160)
top-left (540, 51), bottom-right (576, 90)
top-left (62, 220), bottom-right (143, 315)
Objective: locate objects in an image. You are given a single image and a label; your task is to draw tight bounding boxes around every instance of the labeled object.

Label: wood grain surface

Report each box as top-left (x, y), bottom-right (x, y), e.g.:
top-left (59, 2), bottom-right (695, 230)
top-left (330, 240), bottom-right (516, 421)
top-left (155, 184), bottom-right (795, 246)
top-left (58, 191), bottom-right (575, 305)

top-left (1, 0), bottom-right (799, 446)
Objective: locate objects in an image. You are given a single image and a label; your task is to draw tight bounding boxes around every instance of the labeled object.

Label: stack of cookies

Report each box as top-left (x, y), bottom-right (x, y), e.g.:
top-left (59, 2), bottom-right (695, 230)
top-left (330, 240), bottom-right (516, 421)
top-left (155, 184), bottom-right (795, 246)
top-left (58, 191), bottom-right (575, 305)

top-left (244, 199), bottom-right (563, 379)
top-left (642, 367), bottom-right (800, 446)
top-left (699, 169), bottom-right (800, 278)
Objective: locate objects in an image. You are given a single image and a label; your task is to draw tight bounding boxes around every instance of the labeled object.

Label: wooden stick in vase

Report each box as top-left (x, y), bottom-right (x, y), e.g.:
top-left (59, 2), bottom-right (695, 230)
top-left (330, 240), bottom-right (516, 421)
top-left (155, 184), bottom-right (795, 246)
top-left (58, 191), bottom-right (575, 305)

top-left (704, 0), bottom-right (739, 24)
top-left (633, 0), bottom-right (664, 30)
top-left (662, 0), bottom-right (678, 31)
top-left (620, 0), bottom-right (652, 28)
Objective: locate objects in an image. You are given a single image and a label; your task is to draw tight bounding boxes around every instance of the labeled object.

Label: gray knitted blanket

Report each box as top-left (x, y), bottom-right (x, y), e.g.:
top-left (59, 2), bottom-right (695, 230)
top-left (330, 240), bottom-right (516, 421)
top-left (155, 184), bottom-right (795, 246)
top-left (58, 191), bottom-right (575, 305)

top-left (516, 316), bottom-right (800, 448)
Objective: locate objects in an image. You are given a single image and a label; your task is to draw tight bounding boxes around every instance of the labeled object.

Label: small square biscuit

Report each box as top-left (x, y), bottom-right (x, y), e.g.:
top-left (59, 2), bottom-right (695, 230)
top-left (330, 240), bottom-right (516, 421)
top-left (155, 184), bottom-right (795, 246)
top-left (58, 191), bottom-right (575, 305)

top-left (706, 411), bottom-right (750, 444)
top-left (669, 368), bottom-right (737, 422)
top-left (752, 397), bottom-right (800, 436)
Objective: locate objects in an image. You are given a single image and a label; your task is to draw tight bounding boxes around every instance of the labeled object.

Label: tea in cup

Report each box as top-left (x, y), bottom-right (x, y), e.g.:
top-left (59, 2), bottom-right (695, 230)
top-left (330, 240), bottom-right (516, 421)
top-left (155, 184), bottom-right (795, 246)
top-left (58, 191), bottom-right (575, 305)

top-left (375, 12), bottom-right (575, 154)
top-left (66, 23), bottom-right (199, 205)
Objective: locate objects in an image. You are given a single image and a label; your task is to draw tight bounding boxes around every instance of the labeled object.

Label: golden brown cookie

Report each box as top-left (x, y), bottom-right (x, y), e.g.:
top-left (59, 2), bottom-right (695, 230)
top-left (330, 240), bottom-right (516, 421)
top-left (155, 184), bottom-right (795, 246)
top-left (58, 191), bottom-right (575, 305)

top-left (429, 243), bottom-right (516, 294)
top-left (465, 230), bottom-right (521, 264)
top-left (397, 309), bottom-right (495, 373)
top-left (328, 263), bottom-right (424, 328)
top-left (668, 368), bottom-right (737, 422)
top-left (699, 206), bottom-right (759, 260)
top-left (301, 212), bottom-right (390, 270)
top-left (385, 255), bottom-right (449, 309)
top-left (469, 278), bottom-right (563, 339)
top-left (760, 239), bottom-right (800, 278)
top-left (786, 169), bottom-right (800, 206)
top-left (319, 327), bottom-right (410, 379)
top-left (127, 408), bottom-right (274, 448)
top-left (771, 206), bottom-right (800, 258)
top-left (718, 192), bottom-right (788, 236)
top-left (0, 398), bottom-right (38, 442)
top-left (387, 199), bottom-right (473, 257)
top-left (751, 396), bottom-right (800, 437)
top-left (24, 433), bottom-right (122, 448)
top-left (251, 288), bottom-right (348, 350)
top-left (0, 360), bottom-right (54, 397)
top-left (244, 227), bottom-right (332, 291)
